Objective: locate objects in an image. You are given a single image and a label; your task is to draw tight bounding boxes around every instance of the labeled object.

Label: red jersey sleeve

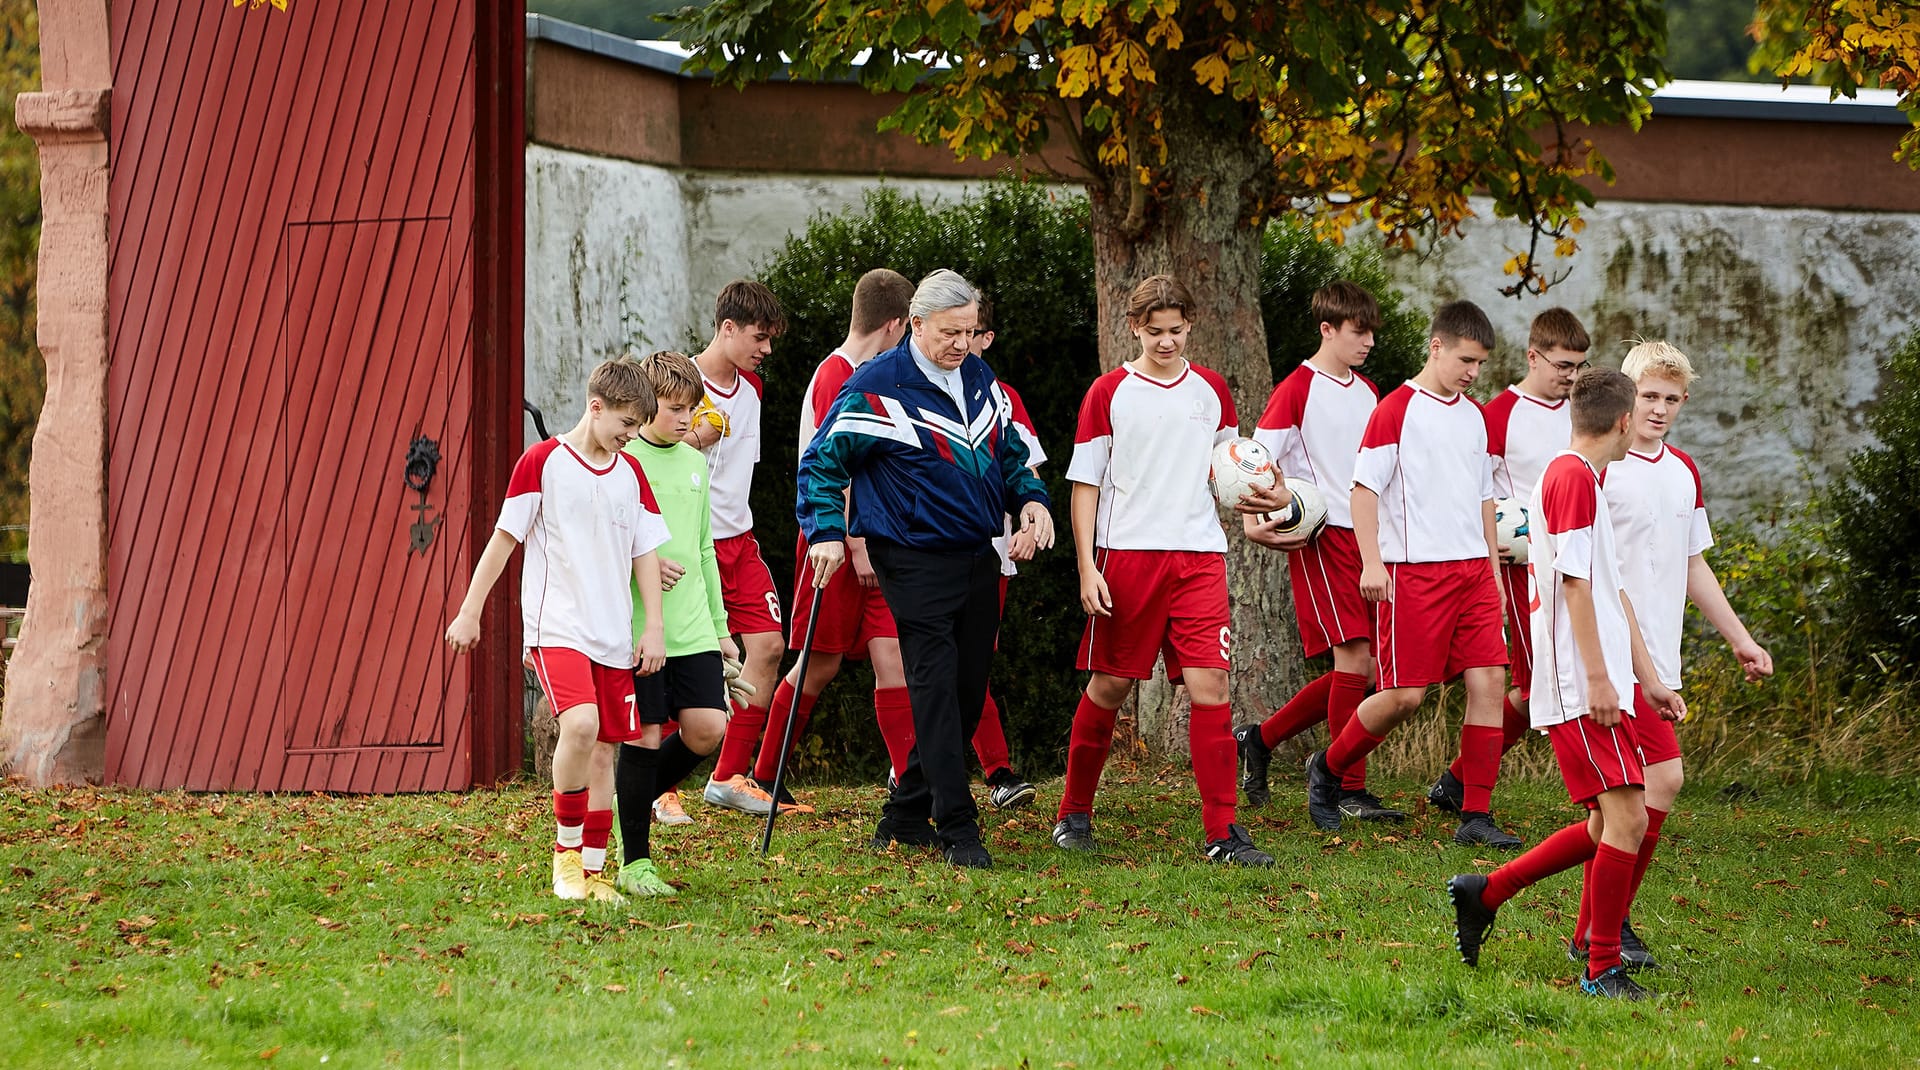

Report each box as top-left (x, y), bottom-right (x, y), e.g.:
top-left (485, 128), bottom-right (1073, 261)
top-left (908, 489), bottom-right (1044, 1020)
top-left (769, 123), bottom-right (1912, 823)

top-left (1255, 366), bottom-right (1312, 433)
top-left (1540, 456), bottom-right (1599, 535)
top-left (1196, 364), bottom-right (1238, 434)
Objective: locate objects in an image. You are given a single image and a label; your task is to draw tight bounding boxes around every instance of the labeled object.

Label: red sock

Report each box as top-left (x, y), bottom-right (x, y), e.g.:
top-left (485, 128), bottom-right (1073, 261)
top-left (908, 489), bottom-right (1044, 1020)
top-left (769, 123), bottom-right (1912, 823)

top-left (1328, 671), bottom-right (1370, 790)
top-left (661, 717), bottom-right (680, 738)
top-left (752, 679), bottom-right (817, 784)
top-left (1584, 842), bottom-right (1639, 977)
top-left (1483, 819), bottom-right (1596, 908)
top-left (1576, 855), bottom-right (1597, 948)
top-left (712, 701), bottom-right (768, 782)
top-left (1499, 694), bottom-right (1529, 753)
top-left (1628, 806), bottom-right (1668, 906)
top-left (1189, 702), bottom-right (1236, 842)
top-left (874, 686), bottom-right (915, 779)
top-left (1260, 672), bottom-right (1332, 749)
top-left (581, 808), bottom-right (612, 874)
top-left (1057, 693), bottom-right (1118, 820)
top-left (1323, 715), bottom-right (1386, 779)
top-left (1458, 723), bottom-right (1503, 814)
top-left (553, 788), bottom-right (587, 853)
top-left (972, 691), bottom-right (1012, 780)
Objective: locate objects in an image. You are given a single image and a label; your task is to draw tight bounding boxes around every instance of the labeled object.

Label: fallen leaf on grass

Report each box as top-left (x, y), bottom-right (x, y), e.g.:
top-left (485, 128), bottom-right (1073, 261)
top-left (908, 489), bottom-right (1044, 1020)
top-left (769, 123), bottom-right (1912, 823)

top-left (1189, 1005), bottom-right (1222, 1017)
top-left (314, 917), bottom-right (347, 932)
top-left (1006, 940), bottom-right (1034, 956)
top-left (117, 916), bottom-right (157, 934)
top-left (259, 1046), bottom-right (281, 1060)
top-left (1236, 950), bottom-right (1276, 970)
top-left (602, 984), bottom-right (627, 993)
top-left (1729, 1027), bottom-right (1747, 1043)
top-left (821, 948), bottom-right (845, 961)
top-left (434, 982), bottom-right (452, 998)
top-left (937, 1005), bottom-right (966, 1016)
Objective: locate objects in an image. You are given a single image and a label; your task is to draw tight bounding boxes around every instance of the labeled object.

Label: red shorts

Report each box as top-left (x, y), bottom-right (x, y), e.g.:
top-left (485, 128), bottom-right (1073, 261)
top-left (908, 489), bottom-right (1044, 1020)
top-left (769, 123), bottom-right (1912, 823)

top-left (790, 536), bottom-right (896, 658)
top-left (716, 531), bottom-right (784, 636)
top-left (1078, 549), bottom-right (1230, 680)
top-left (1631, 685), bottom-right (1684, 766)
top-left (1288, 526), bottom-right (1372, 658)
top-left (528, 647), bottom-right (642, 744)
top-left (1500, 562), bottom-right (1533, 695)
top-left (1546, 714), bottom-right (1645, 805)
top-left (1374, 560), bottom-right (1507, 689)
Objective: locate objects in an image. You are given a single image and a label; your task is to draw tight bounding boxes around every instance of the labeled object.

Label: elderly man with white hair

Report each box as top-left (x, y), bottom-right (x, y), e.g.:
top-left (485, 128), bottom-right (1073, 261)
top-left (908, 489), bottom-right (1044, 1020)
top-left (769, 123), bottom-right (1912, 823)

top-left (797, 269), bottom-right (1055, 867)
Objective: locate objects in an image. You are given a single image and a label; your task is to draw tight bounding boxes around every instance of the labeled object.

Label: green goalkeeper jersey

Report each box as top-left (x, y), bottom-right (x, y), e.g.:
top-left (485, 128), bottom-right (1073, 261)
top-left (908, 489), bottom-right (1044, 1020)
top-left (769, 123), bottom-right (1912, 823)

top-left (624, 434), bottom-right (727, 657)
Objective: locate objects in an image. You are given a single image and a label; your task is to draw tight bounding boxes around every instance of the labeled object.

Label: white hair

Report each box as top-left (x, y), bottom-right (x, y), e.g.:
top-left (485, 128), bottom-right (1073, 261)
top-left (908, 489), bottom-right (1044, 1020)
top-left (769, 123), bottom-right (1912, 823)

top-left (909, 269), bottom-right (976, 320)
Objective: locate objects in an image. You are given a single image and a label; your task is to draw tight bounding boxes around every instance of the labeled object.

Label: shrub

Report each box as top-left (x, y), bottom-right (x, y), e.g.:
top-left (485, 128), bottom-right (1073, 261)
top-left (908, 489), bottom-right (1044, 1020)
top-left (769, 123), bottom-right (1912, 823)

top-left (1260, 219), bottom-right (1429, 393)
top-left (1824, 327), bottom-right (1920, 674)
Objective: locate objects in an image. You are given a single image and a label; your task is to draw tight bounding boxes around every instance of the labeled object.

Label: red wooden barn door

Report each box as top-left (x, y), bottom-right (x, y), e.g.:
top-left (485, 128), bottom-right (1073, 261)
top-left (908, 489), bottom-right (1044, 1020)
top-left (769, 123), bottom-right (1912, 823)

top-left (102, 1), bottom-right (523, 791)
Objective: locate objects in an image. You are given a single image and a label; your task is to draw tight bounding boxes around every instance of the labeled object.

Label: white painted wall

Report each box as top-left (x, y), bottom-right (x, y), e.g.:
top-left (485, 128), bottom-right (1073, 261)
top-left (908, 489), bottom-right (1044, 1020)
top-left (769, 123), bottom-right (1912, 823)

top-left (525, 145), bottom-right (1919, 516)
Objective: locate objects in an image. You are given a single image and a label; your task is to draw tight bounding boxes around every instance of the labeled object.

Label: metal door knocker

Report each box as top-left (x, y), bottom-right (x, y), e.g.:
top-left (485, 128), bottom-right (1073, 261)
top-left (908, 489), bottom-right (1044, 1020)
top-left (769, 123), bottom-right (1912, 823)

top-left (406, 436), bottom-right (443, 554)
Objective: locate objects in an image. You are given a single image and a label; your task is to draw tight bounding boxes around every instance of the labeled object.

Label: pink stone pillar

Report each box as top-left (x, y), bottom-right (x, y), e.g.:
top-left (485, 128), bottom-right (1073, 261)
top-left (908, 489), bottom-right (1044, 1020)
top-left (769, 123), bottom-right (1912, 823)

top-left (2, 0), bottom-right (112, 785)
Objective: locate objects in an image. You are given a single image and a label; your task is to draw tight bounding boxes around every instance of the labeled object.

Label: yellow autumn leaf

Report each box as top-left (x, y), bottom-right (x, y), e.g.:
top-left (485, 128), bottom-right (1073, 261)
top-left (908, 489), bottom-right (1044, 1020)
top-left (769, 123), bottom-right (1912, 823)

top-left (1192, 54), bottom-right (1230, 94)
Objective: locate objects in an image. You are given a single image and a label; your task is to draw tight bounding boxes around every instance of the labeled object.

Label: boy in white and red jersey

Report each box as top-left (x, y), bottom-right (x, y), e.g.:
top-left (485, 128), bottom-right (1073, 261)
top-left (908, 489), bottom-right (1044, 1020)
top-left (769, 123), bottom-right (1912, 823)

top-left (1303, 301), bottom-right (1519, 848)
top-left (1054, 274), bottom-right (1278, 866)
top-left (444, 358), bottom-right (669, 905)
top-left (686, 281), bottom-right (790, 818)
top-left (868, 292), bottom-right (1043, 817)
top-left (1447, 368), bottom-right (1686, 1002)
top-left (1238, 280), bottom-right (1399, 821)
top-left (746, 269), bottom-right (918, 820)
top-left (1429, 308), bottom-right (1589, 827)
top-left (1573, 340), bottom-right (1772, 970)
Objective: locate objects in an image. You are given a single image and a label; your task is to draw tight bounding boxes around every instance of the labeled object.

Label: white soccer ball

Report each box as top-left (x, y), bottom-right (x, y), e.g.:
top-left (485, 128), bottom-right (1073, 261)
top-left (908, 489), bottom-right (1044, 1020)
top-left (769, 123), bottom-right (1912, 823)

top-left (1210, 437), bottom-right (1276, 510)
top-left (1495, 497), bottom-right (1529, 565)
top-left (1262, 477), bottom-right (1330, 542)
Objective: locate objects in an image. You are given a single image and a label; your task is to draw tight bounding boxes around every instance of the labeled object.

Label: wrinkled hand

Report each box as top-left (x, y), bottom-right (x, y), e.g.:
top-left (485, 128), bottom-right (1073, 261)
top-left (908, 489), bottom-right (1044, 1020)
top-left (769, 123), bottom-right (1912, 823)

top-left (1008, 526), bottom-right (1038, 562)
top-left (809, 541), bottom-right (846, 589)
top-left (1734, 640), bottom-right (1774, 684)
top-left (445, 612), bottom-right (480, 655)
top-left (660, 557), bottom-right (686, 592)
top-left (1018, 501), bottom-right (1055, 551)
top-left (1080, 569), bottom-right (1113, 618)
top-left (1234, 480), bottom-right (1292, 517)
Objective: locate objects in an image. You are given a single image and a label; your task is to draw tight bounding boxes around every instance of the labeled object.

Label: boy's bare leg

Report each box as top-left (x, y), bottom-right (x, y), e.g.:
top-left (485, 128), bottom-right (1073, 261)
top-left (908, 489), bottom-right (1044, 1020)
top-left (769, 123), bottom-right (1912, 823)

top-left (738, 630), bottom-right (784, 709)
top-left (549, 705), bottom-right (600, 900)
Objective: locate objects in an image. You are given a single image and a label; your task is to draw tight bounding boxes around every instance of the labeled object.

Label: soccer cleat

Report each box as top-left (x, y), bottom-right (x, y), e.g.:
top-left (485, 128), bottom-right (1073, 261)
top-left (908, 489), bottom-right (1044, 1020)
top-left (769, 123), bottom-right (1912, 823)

top-left (552, 849), bottom-right (589, 900)
top-left (754, 777), bottom-right (815, 815)
top-left (1619, 919), bottom-right (1660, 971)
top-left (1304, 751), bottom-right (1344, 831)
top-left (1338, 789), bottom-right (1409, 822)
top-left (1427, 769), bottom-right (1465, 814)
top-left (652, 790), bottom-right (694, 826)
top-left (703, 775), bottom-right (776, 816)
top-left (613, 858), bottom-right (677, 897)
top-left (1579, 964), bottom-right (1651, 1001)
top-left (943, 841), bottom-right (994, 868)
top-left (1454, 812), bottom-right (1523, 850)
top-left (583, 872), bottom-right (628, 904)
top-left (1234, 724), bottom-right (1273, 807)
top-left (869, 814), bottom-right (938, 851)
top-left (1447, 872), bottom-right (1498, 966)
top-left (1051, 813), bottom-right (1097, 851)
top-left (986, 768), bottom-right (1038, 811)
top-left (1203, 823), bottom-right (1275, 866)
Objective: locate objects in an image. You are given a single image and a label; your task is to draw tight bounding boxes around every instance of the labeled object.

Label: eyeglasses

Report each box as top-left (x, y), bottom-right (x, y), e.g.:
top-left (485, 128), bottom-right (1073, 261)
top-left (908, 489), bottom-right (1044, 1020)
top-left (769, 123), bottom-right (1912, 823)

top-left (1547, 358), bottom-right (1590, 373)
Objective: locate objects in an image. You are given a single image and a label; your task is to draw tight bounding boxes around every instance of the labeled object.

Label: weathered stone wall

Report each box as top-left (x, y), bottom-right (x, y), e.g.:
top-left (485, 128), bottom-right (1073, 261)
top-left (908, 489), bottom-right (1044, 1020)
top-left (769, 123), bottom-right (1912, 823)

top-left (525, 147), bottom-right (1920, 514)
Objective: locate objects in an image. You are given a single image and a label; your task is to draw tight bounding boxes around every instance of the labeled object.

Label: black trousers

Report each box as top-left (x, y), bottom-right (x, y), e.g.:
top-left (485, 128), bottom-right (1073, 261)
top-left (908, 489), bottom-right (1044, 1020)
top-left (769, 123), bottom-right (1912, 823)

top-left (865, 537), bottom-right (1002, 847)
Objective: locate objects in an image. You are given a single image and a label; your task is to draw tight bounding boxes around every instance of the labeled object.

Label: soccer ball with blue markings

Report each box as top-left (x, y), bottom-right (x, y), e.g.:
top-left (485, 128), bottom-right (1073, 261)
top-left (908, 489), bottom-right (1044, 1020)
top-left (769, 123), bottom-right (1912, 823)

top-left (1495, 497), bottom-right (1529, 565)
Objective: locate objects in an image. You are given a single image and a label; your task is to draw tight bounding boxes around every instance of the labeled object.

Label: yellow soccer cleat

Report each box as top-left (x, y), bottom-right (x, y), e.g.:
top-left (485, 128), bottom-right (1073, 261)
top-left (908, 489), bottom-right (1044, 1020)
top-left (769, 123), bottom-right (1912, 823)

top-left (552, 848), bottom-right (589, 900)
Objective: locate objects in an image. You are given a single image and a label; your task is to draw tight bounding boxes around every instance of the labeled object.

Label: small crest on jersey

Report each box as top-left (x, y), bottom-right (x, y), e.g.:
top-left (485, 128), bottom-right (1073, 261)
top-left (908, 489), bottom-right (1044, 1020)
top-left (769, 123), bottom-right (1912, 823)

top-left (691, 472), bottom-right (703, 488)
top-left (1191, 400), bottom-right (1208, 421)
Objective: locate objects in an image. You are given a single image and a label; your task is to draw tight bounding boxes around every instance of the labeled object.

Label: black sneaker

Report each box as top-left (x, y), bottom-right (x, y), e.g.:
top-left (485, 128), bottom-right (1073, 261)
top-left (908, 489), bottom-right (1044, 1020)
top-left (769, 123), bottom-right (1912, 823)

top-left (1304, 751), bottom-right (1343, 831)
top-left (1235, 724), bottom-right (1273, 807)
top-left (1454, 812), bottom-right (1523, 850)
top-left (1619, 919), bottom-right (1659, 971)
top-left (1447, 873), bottom-right (1498, 966)
top-left (1338, 789), bottom-right (1409, 822)
top-left (868, 815), bottom-right (937, 851)
top-left (943, 841), bottom-right (993, 868)
top-left (1203, 823), bottom-right (1275, 866)
top-left (1427, 769), bottom-right (1465, 814)
top-left (985, 768), bottom-right (1037, 811)
top-left (1051, 813), bottom-right (1096, 851)
top-left (1579, 964), bottom-right (1651, 1001)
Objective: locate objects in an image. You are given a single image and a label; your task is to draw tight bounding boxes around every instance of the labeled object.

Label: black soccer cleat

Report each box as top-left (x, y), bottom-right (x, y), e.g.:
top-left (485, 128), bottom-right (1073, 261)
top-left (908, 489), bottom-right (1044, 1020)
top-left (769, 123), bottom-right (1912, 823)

top-left (1454, 812), bottom-right (1523, 850)
top-left (1619, 919), bottom-right (1659, 972)
top-left (1427, 769), bottom-right (1465, 815)
top-left (1338, 789), bottom-right (1409, 823)
top-left (1234, 724), bottom-right (1274, 807)
top-left (1051, 813), bottom-right (1096, 852)
top-left (868, 814), bottom-right (937, 851)
top-left (1203, 823), bottom-right (1275, 867)
top-left (1447, 873), bottom-right (1498, 967)
top-left (943, 840), bottom-right (993, 868)
top-left (985, 768), bottom-right (1038, 811)
top-left (1304, 751), bottom-right (1344, 831)
top-left (1579, 964), bottom-right (1651, 1001)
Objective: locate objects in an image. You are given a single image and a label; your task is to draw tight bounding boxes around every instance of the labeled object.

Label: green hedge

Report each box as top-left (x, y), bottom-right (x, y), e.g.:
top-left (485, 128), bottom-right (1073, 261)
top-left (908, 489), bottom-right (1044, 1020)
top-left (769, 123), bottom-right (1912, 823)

top-left (748, 180), bottom-right (1426, 783)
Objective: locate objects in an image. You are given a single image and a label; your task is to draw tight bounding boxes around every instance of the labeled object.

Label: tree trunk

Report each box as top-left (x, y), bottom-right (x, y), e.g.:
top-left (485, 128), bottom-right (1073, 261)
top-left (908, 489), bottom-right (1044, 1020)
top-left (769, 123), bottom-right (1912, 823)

top-left (1084, 87), bottom-right (1309, 758)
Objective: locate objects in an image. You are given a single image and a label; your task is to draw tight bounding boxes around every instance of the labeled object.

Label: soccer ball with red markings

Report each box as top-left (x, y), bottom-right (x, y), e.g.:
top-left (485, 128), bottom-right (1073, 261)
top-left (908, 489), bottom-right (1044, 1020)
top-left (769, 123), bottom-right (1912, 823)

top-left (1261, 477), bottom-right (1329, 542)
top-left (1495, 497), bottom-right (1530, 565)
top-left (1209, 437), bottom-right (1276, 510)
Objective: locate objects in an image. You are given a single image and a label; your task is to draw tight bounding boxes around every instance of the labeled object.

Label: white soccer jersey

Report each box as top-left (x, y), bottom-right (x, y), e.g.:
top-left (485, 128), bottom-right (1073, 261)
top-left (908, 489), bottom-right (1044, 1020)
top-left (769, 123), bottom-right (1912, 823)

top-left (1251, 362), bottom-right (1378, 530)
top-left (1602, 442), bottom-right (1714, 690)
top-left (497, 438), bottom-right (671, 667)
top-left (1529, 451), bottom-right (1635, 728)
top-left (1351, 383), bottom-right (1495, 563)
top-left (1484, 385), bottom-right (1571, 501)
top-left (992, 381), bottom-right (1048, 576)
top-left (699, 368), bottom-right (762, 539)
top-left (798, 351), bottom-right (859, 456)
top-left (1067, 361), bottom-right (1237, 553)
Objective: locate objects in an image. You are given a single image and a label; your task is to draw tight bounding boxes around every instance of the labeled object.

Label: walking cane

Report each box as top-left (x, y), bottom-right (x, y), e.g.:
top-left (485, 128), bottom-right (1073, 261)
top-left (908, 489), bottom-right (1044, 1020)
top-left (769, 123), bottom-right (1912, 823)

top-left (759, 573), bottom-right (825, 855)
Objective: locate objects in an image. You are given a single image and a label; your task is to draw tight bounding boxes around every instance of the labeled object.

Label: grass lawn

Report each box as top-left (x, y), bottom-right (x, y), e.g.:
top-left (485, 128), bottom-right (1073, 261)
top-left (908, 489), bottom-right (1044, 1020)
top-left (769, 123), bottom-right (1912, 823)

top-left (3, 767), bottom-right (1915, 1068)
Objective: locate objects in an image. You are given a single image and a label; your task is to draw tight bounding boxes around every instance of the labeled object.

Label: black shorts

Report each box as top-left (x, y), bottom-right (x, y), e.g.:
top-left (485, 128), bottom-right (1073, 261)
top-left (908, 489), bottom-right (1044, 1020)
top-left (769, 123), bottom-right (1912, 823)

top-left (633, 651), bottom-right (727, 723)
